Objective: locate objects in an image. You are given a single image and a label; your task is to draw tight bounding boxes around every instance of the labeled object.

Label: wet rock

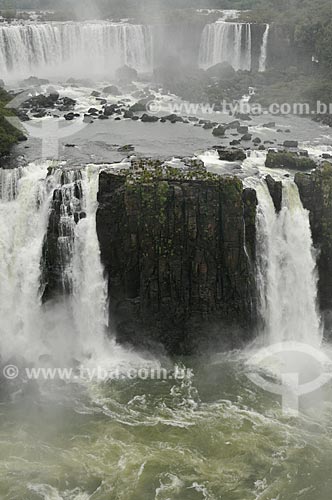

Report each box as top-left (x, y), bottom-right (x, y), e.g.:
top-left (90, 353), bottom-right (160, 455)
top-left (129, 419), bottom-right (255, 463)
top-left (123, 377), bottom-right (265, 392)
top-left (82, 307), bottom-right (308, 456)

top-left (88, 107), bottom-right (99, 115)
top-left (225, 120), bottom-right (240, 130)
top-left (241, 134), bottom-right (252, 141)
top-left (283, 140), bottom-right (298, 148)
top-left (212, 125), bottom-right (226, 137)
top-left (96, 166), bottom-right (257, 354)
top-left (234, 112), bottom-right (252, 121)
top-left (64, 112), bottom-right (75, 121)
top-left (115, 65), bottom-right (138, 83)
top-left (205, 61), bottom-right (236, 80)
top-left (98, 115), bottom-right (109, 120)
top-left (103, 85), bottom-right (121, 95)
top-left (295, 163), bottom-right (332, 332)
top-left (91, 91), bottom-right (101, 97)
top-left (237, 126), bottom-right (248, 134)
top-left (265, 174), bottom-right (282, 212)
top-left (163, 114), bottom-right (185, 123)
top-left (263, 122), bottom-right (276, 128)
top-left (21, 76), bottom-right (50, 86)
top-left (230, 139), bottom-right (241, 146)
top-left (218, 149), bottom-right (246, 162)
top-left (123, 110), bottom-right (134, 119)
top-left (141, 113), bottom-right (159, 123)
top-left (266, 151), bottom-right (316, 170)
top-left (253, 137), bottom-right (261, 144)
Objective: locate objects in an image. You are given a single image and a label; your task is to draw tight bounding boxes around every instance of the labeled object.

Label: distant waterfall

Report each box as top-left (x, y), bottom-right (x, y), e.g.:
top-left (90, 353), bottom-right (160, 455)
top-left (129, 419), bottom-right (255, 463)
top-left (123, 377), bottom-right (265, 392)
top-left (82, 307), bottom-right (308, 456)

top-left (255, 180), bottom-right (321, 347)
top-left (258, 24), bottom-right (270, 72)
top-left (199, 22), bottom-right (252, 70)
top-left (0, 22), bottom-right (153, 80)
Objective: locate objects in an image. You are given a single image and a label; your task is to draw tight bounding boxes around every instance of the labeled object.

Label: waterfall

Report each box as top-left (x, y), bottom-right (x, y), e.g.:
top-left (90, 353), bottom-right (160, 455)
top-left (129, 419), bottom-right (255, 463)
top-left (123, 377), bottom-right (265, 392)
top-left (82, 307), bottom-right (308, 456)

top-left (0, 163), bottom-right (51, 361)
top-left (258, 24), bottom-right (270, 72)
top-left (255, 179), bottom-right (321, 347)
top-left (198, 21), bottom-right (252, 71)
top-left (0, 22), bottom-right (153, 80)
top-left (0, 164), bottom-right (107, 363)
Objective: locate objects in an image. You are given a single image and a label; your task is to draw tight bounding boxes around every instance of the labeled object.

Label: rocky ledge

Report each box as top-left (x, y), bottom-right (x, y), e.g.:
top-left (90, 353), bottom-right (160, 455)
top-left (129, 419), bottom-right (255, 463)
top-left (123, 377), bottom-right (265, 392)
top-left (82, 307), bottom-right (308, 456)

top-left (295, 162), bottom-right (332, 336)
top-left (96, 159), bottom-right (257, 355)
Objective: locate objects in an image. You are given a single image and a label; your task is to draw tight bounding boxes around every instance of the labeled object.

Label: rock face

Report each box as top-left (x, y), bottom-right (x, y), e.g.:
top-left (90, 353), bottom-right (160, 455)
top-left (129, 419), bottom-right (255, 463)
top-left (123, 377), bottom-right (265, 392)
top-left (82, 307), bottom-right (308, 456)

top-left (96, 162), bottom-right (258, 354)
top-left (295, 163), bottom-right (332, 336)
top-left (266, 151), bottom-right (316, 170)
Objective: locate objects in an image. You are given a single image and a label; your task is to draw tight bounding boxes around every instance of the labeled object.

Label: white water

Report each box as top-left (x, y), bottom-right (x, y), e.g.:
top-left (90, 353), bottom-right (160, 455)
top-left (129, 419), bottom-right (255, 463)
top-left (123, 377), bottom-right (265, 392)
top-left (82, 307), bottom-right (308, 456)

top-left (0, 22), bottom-right (153, 80)
top-left (199, 21), bottom-right (252, 70)
top-left (254, 180), bottom-right (321, 347)
top-left (0, 163), bottom-right (154, 372)
top-left (258, 24), bottom-right (270, 72)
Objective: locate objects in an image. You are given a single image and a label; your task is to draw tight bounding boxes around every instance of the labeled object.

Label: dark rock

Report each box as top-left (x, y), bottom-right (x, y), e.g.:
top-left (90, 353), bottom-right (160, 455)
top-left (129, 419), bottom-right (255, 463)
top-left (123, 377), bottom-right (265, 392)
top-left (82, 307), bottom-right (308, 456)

top-left (96, 167), bottom-right (257, 354)
top-left (235, 113), bottom-right (252, 121)
top-left (263, 122), bottom-right (276, 128)
top-left (237, 126), bottom-right (249, 134)
top-left (163, 114), bottom-right (184, 123)
top-left (205, 62), bottom-right (236, 80)
top-left (91, 91), bottom-right (101, 97)
top-left (103, 85), bottom-right (121, 95)
top-left (115, 65), bottom-right (138, 83)
top-left (21, 76), bottom-right (50, 86)
top-left (104, 104), bottom-right (119, 116)
top-left (225, 120), bottom-right (240, 130)
top-left (283, 140), bottom-right (298, 148)
top-left (241, 134), bottom-right (252, 141)
top-left (253, 137), bottom-right (261, 144)
top-left (295, 163), bottom-right (332, 336)
top-left (64, 112), bottom-right (75, 121)
top-left (266, 151), bottom-right (316, 170)
top-left (265, 174), bottom-right (282, 212)
top-left (212, 125), bottom-right (226, 137)
top-left (218, 149), bottom-right (246, 162)
top-left (123, 110), bottom-right (134, 119)
top-left (88, 107), bottom-right (99, 115)
top-left (118, 145), bottom-right (135, 152)
top-left (230, 140), bottom-right (241, 146)
top-left (33, 110), bottom-right (47, 118)
top-left (98, 115), bottom-right (109, 120)
top-left (141, 113), bottom-right (159, 123)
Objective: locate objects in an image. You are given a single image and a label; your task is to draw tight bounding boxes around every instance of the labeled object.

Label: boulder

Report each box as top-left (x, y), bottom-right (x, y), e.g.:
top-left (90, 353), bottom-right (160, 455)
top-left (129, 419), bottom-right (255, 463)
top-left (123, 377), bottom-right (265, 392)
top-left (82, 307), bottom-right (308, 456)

top-left (103, 85), bottom-right (121, 95)
top-left (141, 113), bottom-right (159, 123)
top-left (205, 62), bottom-right (236, 80)
top-left (115, 65), bottom-right (138, 83)
top-left (241, 134), bottom-right (252, 141)
top-left (218, 149), bottom-right (246, 162)
top-left (283, 140), bottom-right (298, 148)
top-left (266, 151), bottom-right (316, 170)
top-left (237, 126), bottom-right (249, 134)
top-left (212, 125), bottom-right (226, 137)
top-left (263, 122), bottom-right (276, 128)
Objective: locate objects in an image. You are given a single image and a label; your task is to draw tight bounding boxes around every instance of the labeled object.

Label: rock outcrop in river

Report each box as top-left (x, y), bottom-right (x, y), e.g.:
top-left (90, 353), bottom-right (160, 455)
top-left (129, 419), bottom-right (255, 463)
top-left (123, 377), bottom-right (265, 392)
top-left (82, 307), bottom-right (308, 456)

top-left (96, 159), bottom-right (257, 354)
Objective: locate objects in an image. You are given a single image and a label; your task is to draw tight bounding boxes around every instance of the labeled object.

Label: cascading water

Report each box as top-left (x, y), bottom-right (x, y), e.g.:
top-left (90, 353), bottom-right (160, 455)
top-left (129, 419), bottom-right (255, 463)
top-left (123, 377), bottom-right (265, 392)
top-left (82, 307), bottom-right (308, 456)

top-left (198, 21), bottom-right (252, 70)
top-left (254, 179), bottom-right (321, 347)
top-left (258, 24), bottom-right (270, 72)
top-left (0, 22), bottom-right (153, 80)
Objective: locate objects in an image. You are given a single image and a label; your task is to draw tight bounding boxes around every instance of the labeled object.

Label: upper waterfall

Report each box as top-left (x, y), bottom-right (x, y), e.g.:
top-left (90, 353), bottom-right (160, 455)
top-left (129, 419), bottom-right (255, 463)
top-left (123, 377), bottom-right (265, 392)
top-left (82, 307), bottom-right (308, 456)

top-left (0, 22), bottom-right (153, 80)
top-left (258, 24), bottom-right (270, 72)
top-left (199, 21), bottom-right (252, 71)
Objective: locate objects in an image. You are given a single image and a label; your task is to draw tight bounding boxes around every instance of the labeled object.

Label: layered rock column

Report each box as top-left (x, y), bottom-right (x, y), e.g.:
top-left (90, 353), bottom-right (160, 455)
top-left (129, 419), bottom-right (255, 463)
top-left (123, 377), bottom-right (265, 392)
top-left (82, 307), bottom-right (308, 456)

top-left (96, 163), bottom-right (258, 354)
